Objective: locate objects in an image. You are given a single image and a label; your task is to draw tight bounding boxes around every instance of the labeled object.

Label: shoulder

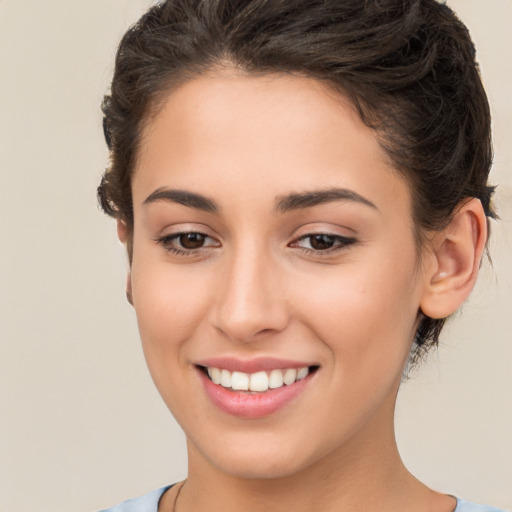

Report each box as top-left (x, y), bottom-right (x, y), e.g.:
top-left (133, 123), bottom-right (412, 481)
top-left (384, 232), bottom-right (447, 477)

top-left (455, 498), bottom-right (510, 512)
top-left (98, 486), bottom-right (171, 512)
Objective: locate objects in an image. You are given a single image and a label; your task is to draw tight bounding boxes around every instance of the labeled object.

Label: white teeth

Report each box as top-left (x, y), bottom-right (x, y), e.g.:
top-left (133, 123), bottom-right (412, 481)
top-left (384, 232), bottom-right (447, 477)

top-left (231, 371), bottom-right (249, 391)
top-left (205, 366), bottom-right (312, 392)
top-left (208, 367), bottom-right (222, 385)
top-left (283, 368), bottom-right (297, 385)
top-left (297, 367), bottom-right (309, 380)
top-left (269, 369), bottom-right (284, 389)
top-left (220, 369), bottom-right (232, 388)
top-left (249, 371), bottom-right (269, 392)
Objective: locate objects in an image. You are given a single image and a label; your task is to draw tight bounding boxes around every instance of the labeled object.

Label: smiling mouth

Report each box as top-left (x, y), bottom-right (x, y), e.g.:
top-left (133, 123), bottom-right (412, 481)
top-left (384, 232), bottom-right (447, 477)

top-left (198, 365), bottom-right (320, 393)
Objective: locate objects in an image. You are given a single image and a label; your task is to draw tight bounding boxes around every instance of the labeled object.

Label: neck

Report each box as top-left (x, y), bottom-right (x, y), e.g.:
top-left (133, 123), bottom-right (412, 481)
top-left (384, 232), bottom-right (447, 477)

top-left (173, 402), bottom-right (441, 512)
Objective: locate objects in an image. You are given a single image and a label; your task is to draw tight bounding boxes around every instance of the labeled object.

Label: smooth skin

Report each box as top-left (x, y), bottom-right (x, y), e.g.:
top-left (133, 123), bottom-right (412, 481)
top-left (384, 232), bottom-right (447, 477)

top-left (118, 70), bottom-right (487, 512)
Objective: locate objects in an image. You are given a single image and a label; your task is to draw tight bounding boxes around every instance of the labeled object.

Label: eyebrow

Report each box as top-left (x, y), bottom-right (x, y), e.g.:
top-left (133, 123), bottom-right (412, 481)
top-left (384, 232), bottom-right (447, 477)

top-left (275, 188), bottom-right (378, 212)
top-left (142, 186), bottom-right (377, 214)
top-left (143, 188), bottom-right (218, 212)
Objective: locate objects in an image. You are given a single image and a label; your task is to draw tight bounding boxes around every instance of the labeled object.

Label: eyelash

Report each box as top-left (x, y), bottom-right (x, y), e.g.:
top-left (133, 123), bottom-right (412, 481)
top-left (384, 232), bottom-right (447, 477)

top-left (156, 232), bottom-right (357, 257)
top-left (156, 232), bottom-right (218, 257)
top-left (290, 233), bottom-right (357, 255)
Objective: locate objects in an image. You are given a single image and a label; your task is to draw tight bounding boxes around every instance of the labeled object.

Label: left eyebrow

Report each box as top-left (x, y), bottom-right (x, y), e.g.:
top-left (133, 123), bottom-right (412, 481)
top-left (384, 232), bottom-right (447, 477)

top-left (275, 187), bottom-right (378, 213)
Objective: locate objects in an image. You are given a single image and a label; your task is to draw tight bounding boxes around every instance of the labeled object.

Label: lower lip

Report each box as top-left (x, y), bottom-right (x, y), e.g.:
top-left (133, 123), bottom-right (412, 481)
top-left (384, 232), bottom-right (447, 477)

top-left (197, 369), bottom-right (314, 419)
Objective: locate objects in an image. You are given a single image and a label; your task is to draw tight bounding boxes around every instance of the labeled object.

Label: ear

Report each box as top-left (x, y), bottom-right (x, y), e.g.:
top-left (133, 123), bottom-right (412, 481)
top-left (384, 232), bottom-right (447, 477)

top-left (116, 218), bottom-right (128, 244)
top-left (125, 273), bottom-right (134, 306)
top-left (116, 218), bottom-right (134, 306)
top-left (420, 198), bottom-right (488, 319)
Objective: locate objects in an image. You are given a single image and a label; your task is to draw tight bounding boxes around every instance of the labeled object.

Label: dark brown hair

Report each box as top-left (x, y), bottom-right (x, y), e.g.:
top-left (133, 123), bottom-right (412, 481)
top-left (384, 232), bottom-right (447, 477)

top-left (98, 0), bottom-right (496, 357)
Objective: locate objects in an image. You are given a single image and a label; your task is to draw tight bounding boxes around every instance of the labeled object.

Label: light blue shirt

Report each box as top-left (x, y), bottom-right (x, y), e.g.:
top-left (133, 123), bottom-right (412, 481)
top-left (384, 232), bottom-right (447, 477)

top-left (99, 486), bottom-right (171, 512)
top-left (99, 486), bottom-right (509, 512)
top-left (455, 499), bottom-right (509, 512)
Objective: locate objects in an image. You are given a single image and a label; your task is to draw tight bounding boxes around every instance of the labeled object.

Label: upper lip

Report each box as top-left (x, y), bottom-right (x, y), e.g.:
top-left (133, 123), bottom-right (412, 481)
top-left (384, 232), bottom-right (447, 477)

top-left (194, 356), bottom-right (318, 374)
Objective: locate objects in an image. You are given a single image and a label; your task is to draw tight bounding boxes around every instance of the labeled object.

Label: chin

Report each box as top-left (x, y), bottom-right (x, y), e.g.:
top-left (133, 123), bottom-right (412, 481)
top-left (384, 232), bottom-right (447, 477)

top-left (187, 429), bottom-right (333, 481)
top-left (208, 452), bottom-right (312, 480)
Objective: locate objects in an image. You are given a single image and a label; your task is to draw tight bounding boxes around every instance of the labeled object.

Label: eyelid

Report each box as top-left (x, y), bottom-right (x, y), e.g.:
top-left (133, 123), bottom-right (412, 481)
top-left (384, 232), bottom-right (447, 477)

top-left (153, 223), bottom-right (356, 258)
top-left (154, 227), bottom-right (221, 257)
top-left (157, 231), bottom-right (219, 244)
top-left (288, 231), bottom-right (357, 255)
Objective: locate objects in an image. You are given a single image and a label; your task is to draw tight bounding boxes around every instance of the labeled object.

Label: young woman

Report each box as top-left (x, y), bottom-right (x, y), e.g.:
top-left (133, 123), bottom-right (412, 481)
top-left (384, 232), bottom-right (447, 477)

top-left (98, 1), bottom-right (505, 511)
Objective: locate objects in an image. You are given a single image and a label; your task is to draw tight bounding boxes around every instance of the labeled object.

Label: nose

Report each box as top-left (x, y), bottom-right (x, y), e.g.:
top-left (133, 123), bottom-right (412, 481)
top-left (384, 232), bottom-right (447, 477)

top-left (210, 244), bottom-right (290, 343)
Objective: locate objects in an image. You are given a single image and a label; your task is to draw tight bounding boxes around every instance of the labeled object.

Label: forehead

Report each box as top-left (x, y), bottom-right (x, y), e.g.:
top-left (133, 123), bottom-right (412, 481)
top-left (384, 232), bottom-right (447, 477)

top-left (133, 71), bottom-right (412, 218)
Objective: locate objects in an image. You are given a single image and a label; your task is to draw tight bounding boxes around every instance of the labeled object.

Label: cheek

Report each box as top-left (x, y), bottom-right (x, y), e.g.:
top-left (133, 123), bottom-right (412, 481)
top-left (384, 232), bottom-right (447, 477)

top-left (130, 255), bottom-right (212, 372)
top-left (295, 263), bottom-right (421, 427)
top-left (296, 254), bottom-right (421, 362)
top-left (129, 262), bottom-right (217, 420)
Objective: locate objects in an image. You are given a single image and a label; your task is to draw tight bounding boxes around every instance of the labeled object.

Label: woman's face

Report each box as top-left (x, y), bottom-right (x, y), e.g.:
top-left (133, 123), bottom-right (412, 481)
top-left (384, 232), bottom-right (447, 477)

top-left (129, 72), bottom-right (428, 479)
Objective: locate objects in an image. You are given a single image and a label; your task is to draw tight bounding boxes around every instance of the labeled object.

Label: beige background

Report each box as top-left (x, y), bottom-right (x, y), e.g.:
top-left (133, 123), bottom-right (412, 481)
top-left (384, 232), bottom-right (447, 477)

top-left (0, 1), bottom-right (510, 511)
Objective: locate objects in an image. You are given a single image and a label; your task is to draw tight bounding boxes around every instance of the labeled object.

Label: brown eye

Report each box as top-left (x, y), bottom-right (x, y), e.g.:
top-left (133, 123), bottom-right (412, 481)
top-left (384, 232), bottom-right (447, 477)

top-left (157, 231), bottom-right (220, 255)
top-left (309, 234), bottom-right (336, 250)
top-left (179, 232), bottom-right (206, 249)
top-left (291, 233), bottom-right (357, 254)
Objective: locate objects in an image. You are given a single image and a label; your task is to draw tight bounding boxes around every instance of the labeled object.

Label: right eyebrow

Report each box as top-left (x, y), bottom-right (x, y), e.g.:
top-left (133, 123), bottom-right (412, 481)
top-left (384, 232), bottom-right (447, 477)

top-left (143, 188), bottom-right (218, 213)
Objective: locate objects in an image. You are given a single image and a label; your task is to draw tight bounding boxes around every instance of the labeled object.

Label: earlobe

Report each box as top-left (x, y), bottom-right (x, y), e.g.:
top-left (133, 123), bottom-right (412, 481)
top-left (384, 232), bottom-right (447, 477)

top-left (116, 218), bottom-right (128, 244)
top-left (420, 198), bottom-right (488, 319)
top-left (116, 218), bottom-right (134, 306)
top-left (126, 272), bottom-right (134, 306)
